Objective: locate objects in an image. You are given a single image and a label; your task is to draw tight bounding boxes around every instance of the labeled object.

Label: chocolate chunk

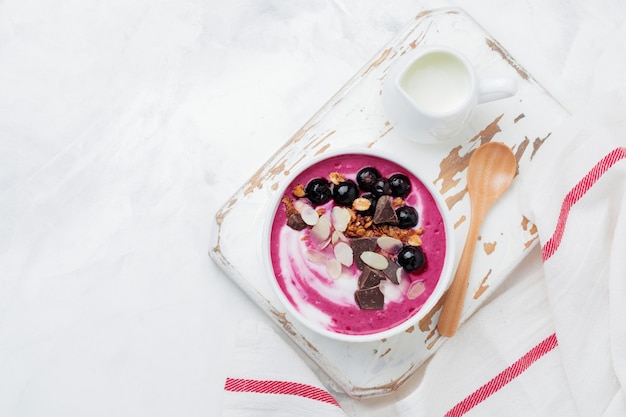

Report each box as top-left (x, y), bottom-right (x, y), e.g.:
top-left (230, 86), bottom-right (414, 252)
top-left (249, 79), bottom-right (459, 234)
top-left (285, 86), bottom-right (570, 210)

top-left (358, 266), bottom-right (385, 289)
top-left (286, 213), bottom-right (308, 230)
top-left (350, 237), bottom-right (377, 270)
top-left (355, 287), bottom-right (385, 310)
top-left (381, 261), bottom-right (402, 285)
top-left (373, 195), bottom-right (399, 225)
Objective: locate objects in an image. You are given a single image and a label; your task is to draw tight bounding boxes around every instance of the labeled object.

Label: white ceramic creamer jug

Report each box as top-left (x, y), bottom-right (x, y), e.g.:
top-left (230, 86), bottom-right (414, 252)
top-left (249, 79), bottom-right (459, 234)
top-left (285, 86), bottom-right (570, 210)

top-left (382, 45), bottom-right (517, 143)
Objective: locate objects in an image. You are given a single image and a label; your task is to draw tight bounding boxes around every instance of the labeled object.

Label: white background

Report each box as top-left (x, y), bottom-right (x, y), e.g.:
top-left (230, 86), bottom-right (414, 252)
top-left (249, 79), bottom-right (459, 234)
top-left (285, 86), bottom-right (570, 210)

top-left (1, 0), bottom-right (625, 414)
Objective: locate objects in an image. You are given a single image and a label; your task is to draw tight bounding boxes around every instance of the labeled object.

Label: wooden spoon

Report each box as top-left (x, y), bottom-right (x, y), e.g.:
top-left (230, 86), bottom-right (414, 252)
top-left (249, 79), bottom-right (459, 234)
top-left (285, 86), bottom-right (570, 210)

top-left (437, 142), bottom-right (517, 337)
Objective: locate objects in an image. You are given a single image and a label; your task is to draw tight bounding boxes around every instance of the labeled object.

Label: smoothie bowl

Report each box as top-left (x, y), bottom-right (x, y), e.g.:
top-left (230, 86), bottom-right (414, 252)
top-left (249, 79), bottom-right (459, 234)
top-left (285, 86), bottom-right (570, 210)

top-left (264, 149), bottom-right (455, 342)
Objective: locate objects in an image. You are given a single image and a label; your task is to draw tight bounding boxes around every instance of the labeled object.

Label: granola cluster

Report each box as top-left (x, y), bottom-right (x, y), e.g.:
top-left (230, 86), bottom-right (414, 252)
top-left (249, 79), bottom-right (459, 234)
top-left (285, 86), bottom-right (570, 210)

top-left (284, 194), bottom-right (423, 245)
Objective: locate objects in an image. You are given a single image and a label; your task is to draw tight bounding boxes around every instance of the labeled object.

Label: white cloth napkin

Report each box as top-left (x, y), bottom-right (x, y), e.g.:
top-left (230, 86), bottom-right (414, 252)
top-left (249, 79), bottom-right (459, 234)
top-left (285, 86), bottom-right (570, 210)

top-left (221, 92), bottom-right (626, 416)
top-left (220, 320), bottom-right (346, 417)
top-left (518, 91), bottom-right (626, 416)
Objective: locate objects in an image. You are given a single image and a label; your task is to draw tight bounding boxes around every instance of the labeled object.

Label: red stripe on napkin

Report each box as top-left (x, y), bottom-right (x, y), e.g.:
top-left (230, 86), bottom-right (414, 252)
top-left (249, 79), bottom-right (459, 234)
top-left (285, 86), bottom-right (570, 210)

top-left (542, 147), bottom-right (626, 261)
top-left (444, 333), bottom-right (558, 417)
top-left (224, 378), bottom-right (340, 407)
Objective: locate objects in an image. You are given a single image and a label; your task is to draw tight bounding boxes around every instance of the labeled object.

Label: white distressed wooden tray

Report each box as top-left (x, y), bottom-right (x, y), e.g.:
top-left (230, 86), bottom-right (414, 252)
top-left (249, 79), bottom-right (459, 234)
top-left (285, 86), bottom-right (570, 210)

top-left (210, 8), bottom-right (569, 398)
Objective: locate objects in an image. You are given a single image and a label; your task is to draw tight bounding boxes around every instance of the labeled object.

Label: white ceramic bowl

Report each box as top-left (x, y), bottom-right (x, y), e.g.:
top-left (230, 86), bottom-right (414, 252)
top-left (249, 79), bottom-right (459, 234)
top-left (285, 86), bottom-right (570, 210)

top-left (263, 148), bottom-right (455, 342)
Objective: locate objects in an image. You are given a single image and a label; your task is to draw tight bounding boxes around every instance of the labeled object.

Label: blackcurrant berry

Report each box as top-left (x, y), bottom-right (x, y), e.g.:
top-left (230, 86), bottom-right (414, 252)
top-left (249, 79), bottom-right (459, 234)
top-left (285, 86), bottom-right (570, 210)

top-left (371, 178), bottom-right (391, 197)
top-left (356, 167), bottom-right (381, 192)
top-left (396, 206), bottom-right (418, 229)
top-left (389, 173), bottom-right (412, 198)
top-left (305, 178), bottom-right (332, 206)
top-left (397, 246), bottom-right (426, 272)
top-left (332, 180), bottom-right (360, 207)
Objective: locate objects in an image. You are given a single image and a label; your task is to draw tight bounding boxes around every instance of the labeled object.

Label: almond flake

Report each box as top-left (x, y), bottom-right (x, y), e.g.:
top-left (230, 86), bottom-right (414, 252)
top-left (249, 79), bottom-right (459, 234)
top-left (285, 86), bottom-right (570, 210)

top-left (407, 281), bottom-right (425, 299)
top-left (293, 199), bottom-right (309, 213)
top-left (396, 268), bottom-right (406, 284)
top-left (318, 236), bottom-right (332, 250)
top-left (311, 216), bottom-right (331, 245)
top-left (300, 205), bottom-right (319, 226)
top-left (305, 250), bottom-right (328, 264)
top-left (331, 230), bottom-right (348, 245)
top-left (377, 236), bottom-right (403, 253)
top-left (326, 258), bottom-right (342, 279)
top-left (331, 206), bottom-right (351, 232)
top-left (333, 242), bottom-right (353, 267)
top-left (360, 251), bottom-right (389, 270)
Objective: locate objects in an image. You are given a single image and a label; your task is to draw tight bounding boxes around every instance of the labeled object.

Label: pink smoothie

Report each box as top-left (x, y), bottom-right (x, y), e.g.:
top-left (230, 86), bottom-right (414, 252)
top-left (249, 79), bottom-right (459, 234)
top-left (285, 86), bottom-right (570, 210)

top-left (269, 153), bottom-right (447, 337)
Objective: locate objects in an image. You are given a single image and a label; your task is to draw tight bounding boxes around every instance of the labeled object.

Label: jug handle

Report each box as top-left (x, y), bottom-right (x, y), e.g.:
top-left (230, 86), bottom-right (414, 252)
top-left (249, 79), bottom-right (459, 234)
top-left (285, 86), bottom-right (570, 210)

top-left (477, 77), bottom-right (518, 104)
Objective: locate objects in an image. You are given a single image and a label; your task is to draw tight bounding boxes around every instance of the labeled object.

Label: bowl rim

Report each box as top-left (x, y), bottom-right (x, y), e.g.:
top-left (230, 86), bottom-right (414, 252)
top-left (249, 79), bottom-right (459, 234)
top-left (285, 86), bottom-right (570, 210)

top-left (262, 146), bottom-right (456, 343)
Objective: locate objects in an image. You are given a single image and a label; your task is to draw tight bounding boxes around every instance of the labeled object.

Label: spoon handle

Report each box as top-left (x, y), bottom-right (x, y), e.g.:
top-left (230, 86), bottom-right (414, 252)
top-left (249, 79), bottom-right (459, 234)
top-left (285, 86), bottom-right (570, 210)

top-left (437, 202), bottom-right (489, 337)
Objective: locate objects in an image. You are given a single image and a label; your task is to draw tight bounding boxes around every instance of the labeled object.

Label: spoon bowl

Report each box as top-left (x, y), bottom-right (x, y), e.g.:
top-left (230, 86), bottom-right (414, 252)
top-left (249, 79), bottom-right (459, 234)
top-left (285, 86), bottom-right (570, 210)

top-left (468, 144), bottom-right (517, 200)
top-left (437, 142), bottom-right (517, 337)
